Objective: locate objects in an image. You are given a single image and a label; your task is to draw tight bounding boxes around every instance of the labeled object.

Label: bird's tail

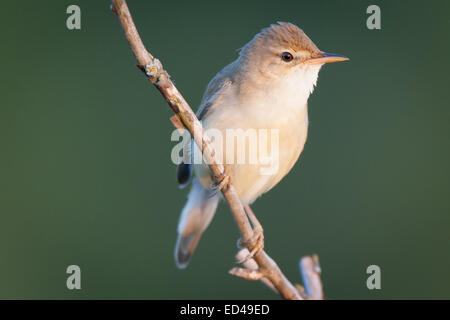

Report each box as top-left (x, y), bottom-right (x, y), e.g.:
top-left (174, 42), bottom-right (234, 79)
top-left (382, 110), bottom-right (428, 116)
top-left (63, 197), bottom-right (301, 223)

top-left (175, 178), bottom-right (219, 268)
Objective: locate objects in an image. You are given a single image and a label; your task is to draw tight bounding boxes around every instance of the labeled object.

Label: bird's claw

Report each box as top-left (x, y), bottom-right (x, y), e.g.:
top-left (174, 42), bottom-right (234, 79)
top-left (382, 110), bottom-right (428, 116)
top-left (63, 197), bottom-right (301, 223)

top-left (209, 172), bottom-right (231, 197)
top-left (236, 225), bottom-right (265, 264)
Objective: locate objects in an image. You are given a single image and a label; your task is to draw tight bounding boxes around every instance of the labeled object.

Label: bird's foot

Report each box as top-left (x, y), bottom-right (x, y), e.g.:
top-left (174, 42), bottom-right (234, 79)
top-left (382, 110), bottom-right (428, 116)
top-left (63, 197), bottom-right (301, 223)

top-left (236, 225), bottom-right (265, 264)
top-left (236, 205), bottom-right (265, 263)
top-left (209, 169), bottom-right (231, 197)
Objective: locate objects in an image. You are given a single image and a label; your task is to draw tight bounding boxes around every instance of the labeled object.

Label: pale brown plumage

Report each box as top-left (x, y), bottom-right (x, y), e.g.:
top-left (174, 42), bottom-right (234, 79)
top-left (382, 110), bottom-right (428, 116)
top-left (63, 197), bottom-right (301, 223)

top-left (240, 22), bottom-right (321, 58)
top-left (175, 22), bottom-right (348, 268)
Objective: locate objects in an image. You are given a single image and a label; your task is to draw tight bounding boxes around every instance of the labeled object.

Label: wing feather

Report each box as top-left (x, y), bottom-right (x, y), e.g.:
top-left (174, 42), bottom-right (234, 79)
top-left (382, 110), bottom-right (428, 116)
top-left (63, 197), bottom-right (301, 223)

top-left (176, 60), bottom-right (237, 188)
top-left (196, 61), bottom-right (236, 120)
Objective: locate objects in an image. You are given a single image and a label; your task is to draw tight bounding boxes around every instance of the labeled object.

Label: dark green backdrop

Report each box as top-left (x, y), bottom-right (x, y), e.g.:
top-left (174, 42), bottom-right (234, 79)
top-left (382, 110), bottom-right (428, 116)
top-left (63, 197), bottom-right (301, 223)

top-left (1, 0), bottom-right (449, 299)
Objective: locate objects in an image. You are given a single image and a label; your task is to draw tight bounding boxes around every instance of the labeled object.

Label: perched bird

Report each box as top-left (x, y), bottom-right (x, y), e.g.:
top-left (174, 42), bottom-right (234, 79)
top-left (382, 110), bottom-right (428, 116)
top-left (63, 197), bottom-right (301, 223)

top-left (174, 22), bottom-right (348, 268)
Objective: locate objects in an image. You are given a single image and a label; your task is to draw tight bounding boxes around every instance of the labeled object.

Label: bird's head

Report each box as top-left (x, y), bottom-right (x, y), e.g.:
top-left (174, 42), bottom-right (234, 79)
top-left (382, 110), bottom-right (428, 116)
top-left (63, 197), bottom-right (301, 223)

top-left (238, 22), bottom-right (348, 92)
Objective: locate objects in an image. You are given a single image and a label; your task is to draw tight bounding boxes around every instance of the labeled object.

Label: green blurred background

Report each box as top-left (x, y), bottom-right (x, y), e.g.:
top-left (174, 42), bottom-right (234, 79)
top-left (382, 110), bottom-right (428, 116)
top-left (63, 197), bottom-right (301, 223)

top-left (1, 0), bottom-right (449, 299)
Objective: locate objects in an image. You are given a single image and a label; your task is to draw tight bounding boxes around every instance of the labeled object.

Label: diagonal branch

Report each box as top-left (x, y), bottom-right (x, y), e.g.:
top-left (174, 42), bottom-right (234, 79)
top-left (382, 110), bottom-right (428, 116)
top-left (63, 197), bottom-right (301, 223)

top-left (111, 0), bottom-right (308, 300)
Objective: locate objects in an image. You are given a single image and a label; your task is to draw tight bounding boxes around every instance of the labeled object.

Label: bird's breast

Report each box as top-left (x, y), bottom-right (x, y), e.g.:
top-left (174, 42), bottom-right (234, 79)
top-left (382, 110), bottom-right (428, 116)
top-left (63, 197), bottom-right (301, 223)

top-left (196, 80), bottom-right (310, 204)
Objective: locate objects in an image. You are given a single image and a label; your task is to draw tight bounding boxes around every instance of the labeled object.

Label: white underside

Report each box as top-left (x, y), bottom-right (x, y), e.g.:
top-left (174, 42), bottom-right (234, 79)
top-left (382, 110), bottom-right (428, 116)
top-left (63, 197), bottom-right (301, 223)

top-left (195, 64), bottom-right (322, 205)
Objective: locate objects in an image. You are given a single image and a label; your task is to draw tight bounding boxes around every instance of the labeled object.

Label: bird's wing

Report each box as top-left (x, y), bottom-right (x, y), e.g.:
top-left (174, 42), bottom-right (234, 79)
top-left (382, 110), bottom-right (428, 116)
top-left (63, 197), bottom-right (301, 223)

top-left (196, 60), bottom-right (236, 120)
top-left (177, 61), bottom-right (236, 188)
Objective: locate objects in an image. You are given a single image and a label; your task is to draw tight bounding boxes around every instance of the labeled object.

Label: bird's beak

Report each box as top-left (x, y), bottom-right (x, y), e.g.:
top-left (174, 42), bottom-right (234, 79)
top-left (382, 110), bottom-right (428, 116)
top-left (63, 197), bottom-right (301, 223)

top-left (305, 52), bottom-right (349, 65)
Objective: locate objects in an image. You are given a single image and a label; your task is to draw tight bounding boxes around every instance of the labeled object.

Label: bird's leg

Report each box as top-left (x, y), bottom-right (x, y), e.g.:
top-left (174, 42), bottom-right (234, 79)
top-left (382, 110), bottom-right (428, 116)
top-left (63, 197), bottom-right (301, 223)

top-left (209, 166), bottom-right (232, 197)
top-left (237, 205), bottom-right (265, 264)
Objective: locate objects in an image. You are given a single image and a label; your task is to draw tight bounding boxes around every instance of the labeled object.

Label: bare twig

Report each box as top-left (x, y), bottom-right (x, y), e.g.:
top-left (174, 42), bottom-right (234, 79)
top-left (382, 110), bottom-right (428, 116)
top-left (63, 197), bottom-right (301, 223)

top-left (234, 248), bottom-right (278, 294)
top-left (229, 267), bottom-right (264, 281)
top-left (299, 255), bottom-right (324, 299)
top-left (234, 249), bottom-right (325, 299)
top-left (111, 0), bottom-right (319, 300)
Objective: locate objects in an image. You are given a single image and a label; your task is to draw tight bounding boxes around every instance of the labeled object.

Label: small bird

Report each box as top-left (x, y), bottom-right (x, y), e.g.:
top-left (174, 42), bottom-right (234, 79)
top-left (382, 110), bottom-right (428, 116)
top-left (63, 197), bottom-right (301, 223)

top-left (174, 22), bottom-right (348, 268)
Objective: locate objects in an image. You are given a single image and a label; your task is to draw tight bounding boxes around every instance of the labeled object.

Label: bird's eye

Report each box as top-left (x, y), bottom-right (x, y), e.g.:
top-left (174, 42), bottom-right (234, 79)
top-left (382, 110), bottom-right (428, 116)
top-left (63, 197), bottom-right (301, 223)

top-left (281, 52), bottom-right (294, 62)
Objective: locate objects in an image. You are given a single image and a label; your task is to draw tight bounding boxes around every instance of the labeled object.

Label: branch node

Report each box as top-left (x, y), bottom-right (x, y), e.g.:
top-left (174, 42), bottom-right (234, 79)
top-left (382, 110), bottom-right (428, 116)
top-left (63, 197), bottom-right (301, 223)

top-left (312, 254), bottom-right (322, 274)
top-left (229, 267), bottom-right (264, 281)
top-left (235, 248), bottom-right (279, 294)
top-left (295, 284), bottom-right (308, 299)
top-left (170, 114), bottom-right (186, 133)
top-left (110, 3), bottom-right (117, 15)
top-left (142, 58), bottom-right (163, 83)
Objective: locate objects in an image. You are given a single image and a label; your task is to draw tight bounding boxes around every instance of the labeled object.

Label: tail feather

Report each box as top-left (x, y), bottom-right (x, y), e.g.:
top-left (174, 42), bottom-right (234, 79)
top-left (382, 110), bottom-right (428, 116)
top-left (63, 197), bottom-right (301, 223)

top-left (175, 178), bottom-right (219, 269)
top-left (176, 162), bottom-right (192, 189)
